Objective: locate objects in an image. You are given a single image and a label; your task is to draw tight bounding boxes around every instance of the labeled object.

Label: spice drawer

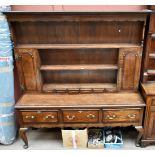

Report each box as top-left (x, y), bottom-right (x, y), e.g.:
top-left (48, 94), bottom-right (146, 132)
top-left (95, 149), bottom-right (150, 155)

top-left (102, 108), bottom-right (142, 123)
top-left (62, 110), bottom-right (99, 123)
top-left (21, 111), bottom-right (58, 123)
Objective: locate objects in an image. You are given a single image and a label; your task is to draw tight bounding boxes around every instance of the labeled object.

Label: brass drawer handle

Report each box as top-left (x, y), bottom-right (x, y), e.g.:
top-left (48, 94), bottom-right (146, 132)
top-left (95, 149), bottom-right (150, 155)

top-left (128, 114), bottom-right (136, 119)
top-left (25, 115), bottom-right (35, 119)
top-left (106, 115), bottom-right (116, 120)
top-left (66, 115), bottom-right (75, 120)
top-left (45, 115), bottom-right (55, 119)
top-left (87, 114), bottom-right (96, 119)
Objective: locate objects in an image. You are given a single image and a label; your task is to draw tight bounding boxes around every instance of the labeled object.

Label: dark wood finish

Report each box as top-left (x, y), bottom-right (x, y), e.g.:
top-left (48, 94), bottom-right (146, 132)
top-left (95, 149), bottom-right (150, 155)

top-left (16, 43), bottom-right (140, 49)
top-left (146, 109), bottom-right (155, 138)
top-left (42, 83), bottom-right (117, 93)
top-left (62, 110), bottom-right (99, 123)
top-left (13, 21), bottom-right (144, 45)
top-left (148, 35), bottom-right (155, 53)
top-left (118, 47), bottom-right (142, 90)
top-left (15, 93), bottom-right (145, 108)
top-left (19, 128), bottom-right (28, 149)
top-left (39, 48), bottom-right (118, 65)
top-left (140, 83), bottom-right (155, 147)
top-left (40, 64), bottom-right (118, 71)
top-left (5, 11), bottom-right (149, 148)
top-left (102, 108), bottom-right (142, 123)
top-left (140, 13), bottom-right (155, 147)
top-left (149, 14), bottom-right (155, 33)
top-left (141, 11), bottom-right (155, 83)
top-left (149, 6), bottom-right (155, 11)
top-left (15, 48), bottom-right (42, 91)
top-left (21, 111), bottom-right (58, 123)
top-left (42, 70), bottom-right (117, 84)
top-left (135, 126), bottom-right (144, 147)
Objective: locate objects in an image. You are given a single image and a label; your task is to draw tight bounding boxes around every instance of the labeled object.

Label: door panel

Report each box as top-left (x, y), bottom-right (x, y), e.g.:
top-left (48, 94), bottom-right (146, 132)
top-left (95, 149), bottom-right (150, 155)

top-left (147, 111), bottom-right (155, 139)
top-left (15, 48), bottom-right (42, 91)
top-left (118, 47), bottom-right (142, 90)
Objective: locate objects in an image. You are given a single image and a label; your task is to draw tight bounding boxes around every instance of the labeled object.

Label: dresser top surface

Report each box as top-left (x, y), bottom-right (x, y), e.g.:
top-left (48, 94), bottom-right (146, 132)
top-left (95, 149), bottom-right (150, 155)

top-left (3, 11), bottom-right (151, 14)
top-left (141, 82), bottom-right (155, 96)
top-left (15, 93), bottom-right (145, 109)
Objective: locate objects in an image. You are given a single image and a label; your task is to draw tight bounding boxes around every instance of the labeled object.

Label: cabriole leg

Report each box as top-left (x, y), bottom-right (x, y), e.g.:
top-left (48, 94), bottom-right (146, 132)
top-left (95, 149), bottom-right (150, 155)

top-left (19, 128), bottom-right (28, 149)
top-left (135, 126), bottom-right (144, 147)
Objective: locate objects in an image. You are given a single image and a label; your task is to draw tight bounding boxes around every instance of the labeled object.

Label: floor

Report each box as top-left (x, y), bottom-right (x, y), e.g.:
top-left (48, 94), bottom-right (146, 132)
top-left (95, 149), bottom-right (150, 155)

top-left (0, 127), bottom-right (155, 150)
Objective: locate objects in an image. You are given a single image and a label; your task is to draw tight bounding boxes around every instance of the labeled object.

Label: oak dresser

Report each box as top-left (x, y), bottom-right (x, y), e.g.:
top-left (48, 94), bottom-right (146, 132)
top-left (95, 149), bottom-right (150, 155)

top-left (4, 11), bottom-right (152, 148)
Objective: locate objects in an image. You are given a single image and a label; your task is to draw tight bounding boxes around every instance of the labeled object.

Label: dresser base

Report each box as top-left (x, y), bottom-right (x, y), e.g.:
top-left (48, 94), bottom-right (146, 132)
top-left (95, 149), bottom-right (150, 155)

top-left (15, 93), bottom-right (145, 149)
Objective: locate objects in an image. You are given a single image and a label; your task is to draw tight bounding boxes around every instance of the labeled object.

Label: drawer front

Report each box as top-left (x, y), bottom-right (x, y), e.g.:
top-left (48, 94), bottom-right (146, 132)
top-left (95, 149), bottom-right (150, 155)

top-left (148, 35), bottom-right (155, 53)
top-left (151, 99), bottom-right (155, 106)
top-left (149, 14), bottom-right (155, 33)
top-left (102, 109), bottom-right (141, 123)
top-left (63, 110), bottom-right (99, 123)
top-left (148, 74), bottom-right (155, 81)
top-left (148, 58), bottom-right (155, 69)
top-left (22, 111), bottom-right (58, 123)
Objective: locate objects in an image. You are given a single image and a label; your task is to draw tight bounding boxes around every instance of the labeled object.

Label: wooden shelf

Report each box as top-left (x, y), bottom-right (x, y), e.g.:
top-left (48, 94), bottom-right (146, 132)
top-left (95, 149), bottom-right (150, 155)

top-left (40, 64), bottom-right (118, 71)
top-left (43, 83), bottom-right (117, 91)
top-left (149, 53), bottom-right (155, 58)
top-left (148, 69), bottom-right (155, 75)
top-left (16, 43), bottom-right (141, 49)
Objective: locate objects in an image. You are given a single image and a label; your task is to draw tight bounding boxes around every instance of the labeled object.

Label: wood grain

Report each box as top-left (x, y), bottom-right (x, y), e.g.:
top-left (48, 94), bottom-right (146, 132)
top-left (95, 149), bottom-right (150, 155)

top-left (40, 64), bottom-right (118, 71)
top-left (118, 47), bottom-right (142, 90)
top-left (15, 93), bottom-right (145, 108)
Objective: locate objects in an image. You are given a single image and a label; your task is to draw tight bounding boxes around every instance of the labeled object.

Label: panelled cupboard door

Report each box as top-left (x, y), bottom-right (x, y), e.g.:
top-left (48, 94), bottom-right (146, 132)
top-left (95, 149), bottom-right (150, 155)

top-left (15, 48), bottom-right (42, 91)
top-left (146, 110), bottom-right (155, 139)
top-left (118, 47), bottom-right (142, 90)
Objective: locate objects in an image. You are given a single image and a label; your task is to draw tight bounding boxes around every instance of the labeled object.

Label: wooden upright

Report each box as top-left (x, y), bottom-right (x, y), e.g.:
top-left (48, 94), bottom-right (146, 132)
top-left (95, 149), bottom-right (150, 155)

top-left (140, 6), bottom-right (155, 147)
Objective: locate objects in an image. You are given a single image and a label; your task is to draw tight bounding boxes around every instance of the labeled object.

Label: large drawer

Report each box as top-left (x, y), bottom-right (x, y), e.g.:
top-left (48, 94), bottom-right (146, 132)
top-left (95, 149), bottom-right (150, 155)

top-left (21, 111), bottom-right (58, 123)
top-left (62, 110), bottom-right (99, 123)
top-left (102, 108), bottom-right (142, 123)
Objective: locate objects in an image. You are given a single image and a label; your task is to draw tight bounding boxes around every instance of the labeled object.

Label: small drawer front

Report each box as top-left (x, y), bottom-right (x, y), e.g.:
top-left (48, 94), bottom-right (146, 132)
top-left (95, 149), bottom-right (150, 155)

top-left (148, 74), bottom-right (155, 81)
top-left (63, 110), bottom-right (99, 123)
top-left (149, 14), bottom-right (155, 33)
top-left (102, 109), bottom-right (141, 123)
top-left (148, 58), bottom-right (155, 70)
top-left (151, 99), bottom-right (155, 106)
top-left (22, 111), bottom-right (58, 123)
top-left (148, 36), bottom-right (155, 53)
